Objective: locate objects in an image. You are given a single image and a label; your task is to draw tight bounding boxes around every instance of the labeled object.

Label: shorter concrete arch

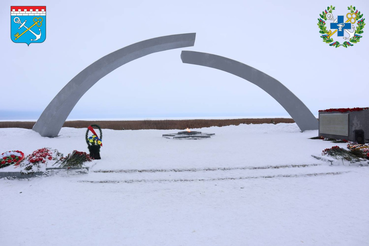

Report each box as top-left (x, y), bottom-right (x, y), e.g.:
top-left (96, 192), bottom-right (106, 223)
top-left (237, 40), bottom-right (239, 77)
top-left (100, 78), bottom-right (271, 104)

top-left (181, 51), bottom-right (318, 131)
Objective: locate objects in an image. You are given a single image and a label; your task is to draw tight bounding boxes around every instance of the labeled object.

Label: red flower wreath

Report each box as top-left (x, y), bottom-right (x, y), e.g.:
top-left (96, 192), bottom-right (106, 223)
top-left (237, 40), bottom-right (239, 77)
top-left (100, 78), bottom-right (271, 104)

top-left (0, 150), bottom-right (25, 168)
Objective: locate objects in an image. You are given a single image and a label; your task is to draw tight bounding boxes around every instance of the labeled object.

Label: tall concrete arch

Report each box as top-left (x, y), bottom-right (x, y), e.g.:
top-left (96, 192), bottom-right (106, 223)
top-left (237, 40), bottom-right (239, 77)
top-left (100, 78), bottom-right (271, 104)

top-left (33, 33), bottom-right (196, 137)
top-left (181, 51), bottom-right (318, 131)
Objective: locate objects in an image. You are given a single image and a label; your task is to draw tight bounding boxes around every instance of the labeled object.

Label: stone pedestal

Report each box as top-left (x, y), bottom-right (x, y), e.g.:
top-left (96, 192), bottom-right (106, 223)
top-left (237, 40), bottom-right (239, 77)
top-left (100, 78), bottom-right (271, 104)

top-left (319, 108), bottom-right (369, 142)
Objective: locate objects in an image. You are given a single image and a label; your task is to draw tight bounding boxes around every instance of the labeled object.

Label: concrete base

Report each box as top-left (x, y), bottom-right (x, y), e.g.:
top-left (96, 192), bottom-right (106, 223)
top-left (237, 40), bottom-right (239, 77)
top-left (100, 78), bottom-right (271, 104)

top-left (163, 131), bottom-right (215, 139)
top-left (0, 171), bottom-right (45, 179)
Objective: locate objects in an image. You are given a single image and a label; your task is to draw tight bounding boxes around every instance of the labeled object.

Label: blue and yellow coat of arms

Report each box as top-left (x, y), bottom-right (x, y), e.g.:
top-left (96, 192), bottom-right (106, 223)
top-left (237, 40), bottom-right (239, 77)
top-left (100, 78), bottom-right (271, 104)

top-left (318, 5), bottom-right (365, 48)
top-left (11, 6), bottom-right (46, 45)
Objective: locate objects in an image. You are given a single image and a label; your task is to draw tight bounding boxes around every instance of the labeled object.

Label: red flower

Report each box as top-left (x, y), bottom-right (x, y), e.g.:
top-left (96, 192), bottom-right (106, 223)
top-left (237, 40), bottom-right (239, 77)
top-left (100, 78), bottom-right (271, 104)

top-left (319, 107), bottom-right (369, 113)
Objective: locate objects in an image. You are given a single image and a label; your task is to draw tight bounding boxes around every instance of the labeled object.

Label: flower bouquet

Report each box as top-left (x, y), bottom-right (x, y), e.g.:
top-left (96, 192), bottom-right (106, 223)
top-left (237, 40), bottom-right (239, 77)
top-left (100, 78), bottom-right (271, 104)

top-left (319, 144), bottom-right (369, 165)
top-left (54, 150), bottom-right (91, 169)
top-left (19, 148), bottom-right (63, 174)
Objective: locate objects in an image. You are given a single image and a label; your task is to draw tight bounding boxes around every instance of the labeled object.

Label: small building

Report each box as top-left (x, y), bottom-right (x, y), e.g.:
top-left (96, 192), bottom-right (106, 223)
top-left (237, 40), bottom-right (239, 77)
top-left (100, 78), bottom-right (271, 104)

top-left (319, 107), bottom-right (369, 143)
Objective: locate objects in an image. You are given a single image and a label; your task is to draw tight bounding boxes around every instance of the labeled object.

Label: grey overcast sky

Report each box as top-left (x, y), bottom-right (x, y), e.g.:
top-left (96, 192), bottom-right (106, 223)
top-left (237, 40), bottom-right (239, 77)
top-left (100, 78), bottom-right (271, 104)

top-left (1, 0), bottom-right (368, 120)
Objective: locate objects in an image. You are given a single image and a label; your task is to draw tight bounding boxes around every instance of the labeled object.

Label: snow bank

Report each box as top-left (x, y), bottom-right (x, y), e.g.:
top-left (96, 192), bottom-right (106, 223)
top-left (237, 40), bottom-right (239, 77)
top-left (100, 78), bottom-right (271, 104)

top-left (1, 123), bottom-right (368, 246)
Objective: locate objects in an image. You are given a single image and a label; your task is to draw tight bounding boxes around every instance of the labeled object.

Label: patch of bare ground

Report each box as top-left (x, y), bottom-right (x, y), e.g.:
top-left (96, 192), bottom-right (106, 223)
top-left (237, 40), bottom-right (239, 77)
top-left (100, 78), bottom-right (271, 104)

top-left (0, 118), bottom-right (294, 130)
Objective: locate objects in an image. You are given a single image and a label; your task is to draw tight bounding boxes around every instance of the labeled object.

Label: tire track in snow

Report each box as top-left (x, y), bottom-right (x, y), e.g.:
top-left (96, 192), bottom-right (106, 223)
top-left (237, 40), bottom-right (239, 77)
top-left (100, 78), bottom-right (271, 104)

top-left (79, 171), bottom-right (349, 184)
top-left (93, 164), bottom-right (322, 174)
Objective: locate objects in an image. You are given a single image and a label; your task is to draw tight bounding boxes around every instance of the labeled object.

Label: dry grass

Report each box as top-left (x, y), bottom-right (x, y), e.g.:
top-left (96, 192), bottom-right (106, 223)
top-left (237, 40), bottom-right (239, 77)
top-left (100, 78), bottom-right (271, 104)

top-left (0, 118), bottom-right (294, 130)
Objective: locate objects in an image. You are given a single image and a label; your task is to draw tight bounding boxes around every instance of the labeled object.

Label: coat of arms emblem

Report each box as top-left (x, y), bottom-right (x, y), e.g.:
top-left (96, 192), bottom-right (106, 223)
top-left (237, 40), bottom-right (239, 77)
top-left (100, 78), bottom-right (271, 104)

top-left (318, 5), bottom-right (365, 48)
top-left (10, 6), bottom-right (46, 45)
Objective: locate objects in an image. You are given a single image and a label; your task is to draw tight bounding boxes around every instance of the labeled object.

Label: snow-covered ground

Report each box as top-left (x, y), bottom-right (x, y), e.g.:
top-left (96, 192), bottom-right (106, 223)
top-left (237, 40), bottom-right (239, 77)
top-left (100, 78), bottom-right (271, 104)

top-left (1, 123), bottom-right (368, 246)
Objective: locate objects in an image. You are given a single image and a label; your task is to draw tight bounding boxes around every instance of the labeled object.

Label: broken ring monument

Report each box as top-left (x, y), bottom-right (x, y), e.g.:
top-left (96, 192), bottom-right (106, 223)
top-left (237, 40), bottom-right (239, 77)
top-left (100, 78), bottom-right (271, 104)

top-left (33, 33), bottom-right (318, 137)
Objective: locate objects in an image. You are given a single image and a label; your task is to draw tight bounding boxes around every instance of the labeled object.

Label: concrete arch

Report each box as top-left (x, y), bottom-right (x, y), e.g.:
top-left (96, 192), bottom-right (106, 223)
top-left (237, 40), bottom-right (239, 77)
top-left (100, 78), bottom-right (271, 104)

top-left (181, 51), bottom-right (318, 131)
top-left (33, 33), bottom-right (196, 137)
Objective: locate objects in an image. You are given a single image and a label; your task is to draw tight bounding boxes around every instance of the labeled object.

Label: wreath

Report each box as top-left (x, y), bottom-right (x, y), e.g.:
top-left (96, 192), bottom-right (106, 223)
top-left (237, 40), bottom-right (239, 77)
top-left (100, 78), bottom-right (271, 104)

top-left (318, 5), bottom-right (365, 48)
top-left (85, 124), bottom-right (103, 147)
top-left (0, 150), bottom-right (24, 168)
